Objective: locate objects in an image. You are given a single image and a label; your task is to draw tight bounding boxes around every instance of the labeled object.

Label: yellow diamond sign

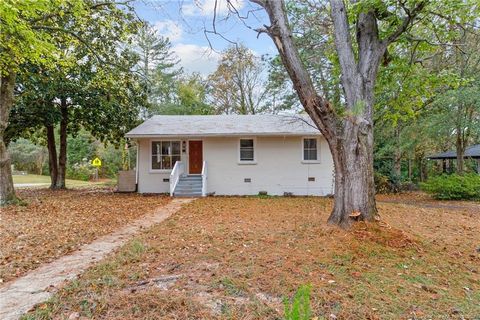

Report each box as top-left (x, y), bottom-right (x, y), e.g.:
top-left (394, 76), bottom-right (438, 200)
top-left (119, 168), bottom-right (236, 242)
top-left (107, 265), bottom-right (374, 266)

top-left (91, 157), bottom-right (102, 167)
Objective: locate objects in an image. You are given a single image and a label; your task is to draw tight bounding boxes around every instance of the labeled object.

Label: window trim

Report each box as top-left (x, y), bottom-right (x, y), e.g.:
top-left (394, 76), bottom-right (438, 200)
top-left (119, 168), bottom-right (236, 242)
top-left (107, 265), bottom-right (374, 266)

top-left (150, 139), bottom-right (182, 173)
top-left (238, 137), bottom-right (257, 164)
top-left (301, 137), bottom-right (321, 164)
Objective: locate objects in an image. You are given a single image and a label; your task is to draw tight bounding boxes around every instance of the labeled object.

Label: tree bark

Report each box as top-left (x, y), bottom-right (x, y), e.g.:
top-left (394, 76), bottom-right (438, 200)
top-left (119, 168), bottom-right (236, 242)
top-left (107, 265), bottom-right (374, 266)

top-left (408, 158), bottom-right (412, 180)
top-left (328, 128), bottom-right (377, 227)
top-left (455, 126), bottom-right (465, 174)
top-left (36, 149), bottom-right (45, 175)
top-left (416, 153), bottom-right (427, 182)
top-left (0, 71), bottom-right (17, 205)
top-left (393, 126), bottom-right (402, 178)
top-left (56, 99), bottom-right (68, 189)
top-left (250, 0), bottom-right (425, 227)
top-left (46, 124), bottom-right (59, 188)
top-left (252, 0), bottom-right (384, 227)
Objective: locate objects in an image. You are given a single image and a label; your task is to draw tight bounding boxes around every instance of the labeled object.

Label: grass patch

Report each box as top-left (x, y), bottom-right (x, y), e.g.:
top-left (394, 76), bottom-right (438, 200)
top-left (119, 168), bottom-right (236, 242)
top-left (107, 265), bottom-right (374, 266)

top-left (118, 239), bottom-right (147, 263)
top-left (218, 277), bottom-right (247, 297)
top-left (12, 174), bottom-right (113, 188)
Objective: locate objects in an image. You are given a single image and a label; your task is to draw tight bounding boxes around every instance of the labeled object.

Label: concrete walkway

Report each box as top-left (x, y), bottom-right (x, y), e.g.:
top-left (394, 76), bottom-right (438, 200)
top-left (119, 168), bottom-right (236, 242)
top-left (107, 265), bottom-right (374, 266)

top-left (0, 198), bottom-right (194, 320)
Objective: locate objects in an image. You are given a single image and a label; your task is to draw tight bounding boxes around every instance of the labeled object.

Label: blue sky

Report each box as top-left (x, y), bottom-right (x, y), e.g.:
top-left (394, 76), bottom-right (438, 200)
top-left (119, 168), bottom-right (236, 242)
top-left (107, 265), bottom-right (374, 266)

top-left (132, 0), bottom-right (277, 75)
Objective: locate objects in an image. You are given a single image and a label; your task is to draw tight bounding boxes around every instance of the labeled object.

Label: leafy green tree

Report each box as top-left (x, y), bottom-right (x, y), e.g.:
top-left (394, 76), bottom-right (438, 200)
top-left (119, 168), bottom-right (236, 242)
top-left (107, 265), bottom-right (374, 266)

top-left (67, 130), bottom-right (99, 167)
top-left (425, 30), bottom-right (480, 173)
top-left (427, 83), bottom-right (480, 173)
top-left (5, 1), bottom-right (144, 189)
top-left (374, 25), bottom-right (480, 179)
top-left (157, 74), bottom-right (214, 115)
top-left (97, 142), bottom-right (136, 178)
top-left (133, 23), bottom-right (182, 117)
top-left (9, 56), bottom-right (144, 188)
top-left (1, 0), bottom-right (76, 204)
top-left (8, 138), bottom-right (47, 175)
top-left (373, 44), bottom-right (448, 182)
top-left (208, 44), bottom-right (273, 114)
top-left (0, 0), bottom-right (140, 203)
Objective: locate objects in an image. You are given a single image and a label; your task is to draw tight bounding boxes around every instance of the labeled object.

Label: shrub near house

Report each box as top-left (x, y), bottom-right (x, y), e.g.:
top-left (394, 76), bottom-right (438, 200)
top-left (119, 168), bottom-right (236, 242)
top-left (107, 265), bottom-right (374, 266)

top-left (421, 174), bottom-right (480, 200)
top-left (66, 159), bottom-right (96, 181)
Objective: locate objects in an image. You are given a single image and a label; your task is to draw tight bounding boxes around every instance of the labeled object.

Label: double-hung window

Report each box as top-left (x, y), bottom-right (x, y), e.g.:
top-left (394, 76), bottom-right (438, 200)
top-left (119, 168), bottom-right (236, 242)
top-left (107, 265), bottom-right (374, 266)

top-left (151, 141), bottom-right (181, 170)
top-left (239, 139), bottom-right (255, 162)
top-left (303, 138), bottom-right (318, 161)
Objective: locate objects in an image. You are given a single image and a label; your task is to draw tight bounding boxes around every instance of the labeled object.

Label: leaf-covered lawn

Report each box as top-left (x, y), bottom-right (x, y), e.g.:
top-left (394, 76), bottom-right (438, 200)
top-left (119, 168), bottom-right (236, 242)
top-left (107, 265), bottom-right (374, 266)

top-left (23, 195), bottom-right (480, 319)
top-left (0, 188), bottom-right (169, 283)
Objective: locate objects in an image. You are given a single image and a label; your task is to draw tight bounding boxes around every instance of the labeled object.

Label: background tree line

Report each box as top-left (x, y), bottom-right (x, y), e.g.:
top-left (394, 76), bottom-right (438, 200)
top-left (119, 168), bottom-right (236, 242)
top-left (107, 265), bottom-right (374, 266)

top-left (264, 0), bottom-right (480, 193)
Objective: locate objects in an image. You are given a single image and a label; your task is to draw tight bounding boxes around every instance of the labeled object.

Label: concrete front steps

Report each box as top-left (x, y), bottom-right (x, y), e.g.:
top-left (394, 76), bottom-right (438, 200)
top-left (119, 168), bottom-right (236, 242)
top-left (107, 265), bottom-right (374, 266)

top-left (173, 175), bottom-right (203, 197)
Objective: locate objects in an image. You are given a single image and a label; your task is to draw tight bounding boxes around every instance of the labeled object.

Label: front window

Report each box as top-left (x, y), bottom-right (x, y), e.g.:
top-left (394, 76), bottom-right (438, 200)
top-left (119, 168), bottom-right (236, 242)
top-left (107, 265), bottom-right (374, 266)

top-left (151, 141), bottom-right (181, 170)
top-left (239, 139), bottom-right (255, 161)
top-left (303, 138), bottom-right (318, 161)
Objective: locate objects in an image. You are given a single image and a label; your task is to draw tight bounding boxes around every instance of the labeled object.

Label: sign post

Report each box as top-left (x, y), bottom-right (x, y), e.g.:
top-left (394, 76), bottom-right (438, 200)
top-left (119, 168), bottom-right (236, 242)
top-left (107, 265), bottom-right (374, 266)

top-left (91, 157), bottom-right (102, 181)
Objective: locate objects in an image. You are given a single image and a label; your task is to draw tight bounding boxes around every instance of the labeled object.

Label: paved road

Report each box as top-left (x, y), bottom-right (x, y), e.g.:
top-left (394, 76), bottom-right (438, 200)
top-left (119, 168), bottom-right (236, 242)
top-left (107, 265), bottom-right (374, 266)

top-left (14, 183), bottom-right (50, 188)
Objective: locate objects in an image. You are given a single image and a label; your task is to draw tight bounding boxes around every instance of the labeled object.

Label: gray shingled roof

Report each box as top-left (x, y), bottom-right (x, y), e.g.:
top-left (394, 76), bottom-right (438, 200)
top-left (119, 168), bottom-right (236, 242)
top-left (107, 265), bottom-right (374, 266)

top-left (125, 114), bottom-right (320, 138)
top-left (428, 144), bottom-right (480, 159)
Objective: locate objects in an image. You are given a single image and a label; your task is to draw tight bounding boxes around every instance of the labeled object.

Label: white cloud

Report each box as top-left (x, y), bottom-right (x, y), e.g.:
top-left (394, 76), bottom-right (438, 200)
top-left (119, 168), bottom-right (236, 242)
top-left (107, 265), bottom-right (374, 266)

top-left (182, 0), bottom-right (245, 16)
top-left (152, 20), bottom-right (183, 42)
top-left (182, 3), bottom-right (198, 16)
top-left (173, 43), bottom-right (220, 75)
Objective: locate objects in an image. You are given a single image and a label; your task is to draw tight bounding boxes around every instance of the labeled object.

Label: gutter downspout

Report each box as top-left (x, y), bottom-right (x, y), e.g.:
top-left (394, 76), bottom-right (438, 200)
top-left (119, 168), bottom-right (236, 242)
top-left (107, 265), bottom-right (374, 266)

top-left (135, 140), bottom-right (139, 189)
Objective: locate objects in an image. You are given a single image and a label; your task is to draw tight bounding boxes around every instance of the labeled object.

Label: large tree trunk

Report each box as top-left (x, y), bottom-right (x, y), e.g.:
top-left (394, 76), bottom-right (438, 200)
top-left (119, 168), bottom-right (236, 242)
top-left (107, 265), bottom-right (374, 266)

top-left (251, 0), bottom-right (424, 227)
top-left (0, 71), bottom-right (17, 205)
top-left (328, 122), bottom-right (377, 227)
top-left (56, 99), bottom-right (68, 189)
top-left (326, 1), bottom-right (382, 226)
top-left (46, 124), bottom-right (59, 189)
top-left (254, 0), bottom-right (381, 227)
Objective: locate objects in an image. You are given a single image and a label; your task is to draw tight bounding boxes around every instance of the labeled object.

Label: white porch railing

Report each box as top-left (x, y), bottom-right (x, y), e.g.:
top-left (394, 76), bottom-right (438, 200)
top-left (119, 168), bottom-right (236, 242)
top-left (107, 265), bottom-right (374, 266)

top-left (201, 161), bottom-right (207, 197)
top-left (170, 161), bottom-right (184, 196)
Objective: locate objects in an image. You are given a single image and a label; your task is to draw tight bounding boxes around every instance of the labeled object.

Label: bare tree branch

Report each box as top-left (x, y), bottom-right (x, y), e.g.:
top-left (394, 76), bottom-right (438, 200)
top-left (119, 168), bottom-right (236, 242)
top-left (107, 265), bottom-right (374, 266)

top-left (249, 0), bottom-right (337, 141)
top-left (383, 0), bottom-right (428, 45)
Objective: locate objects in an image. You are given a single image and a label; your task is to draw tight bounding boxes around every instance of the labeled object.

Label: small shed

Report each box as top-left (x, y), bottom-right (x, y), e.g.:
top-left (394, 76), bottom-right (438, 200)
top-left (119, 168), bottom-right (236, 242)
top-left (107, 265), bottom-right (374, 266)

top-left (428, 144), bottom-right (480, 173)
